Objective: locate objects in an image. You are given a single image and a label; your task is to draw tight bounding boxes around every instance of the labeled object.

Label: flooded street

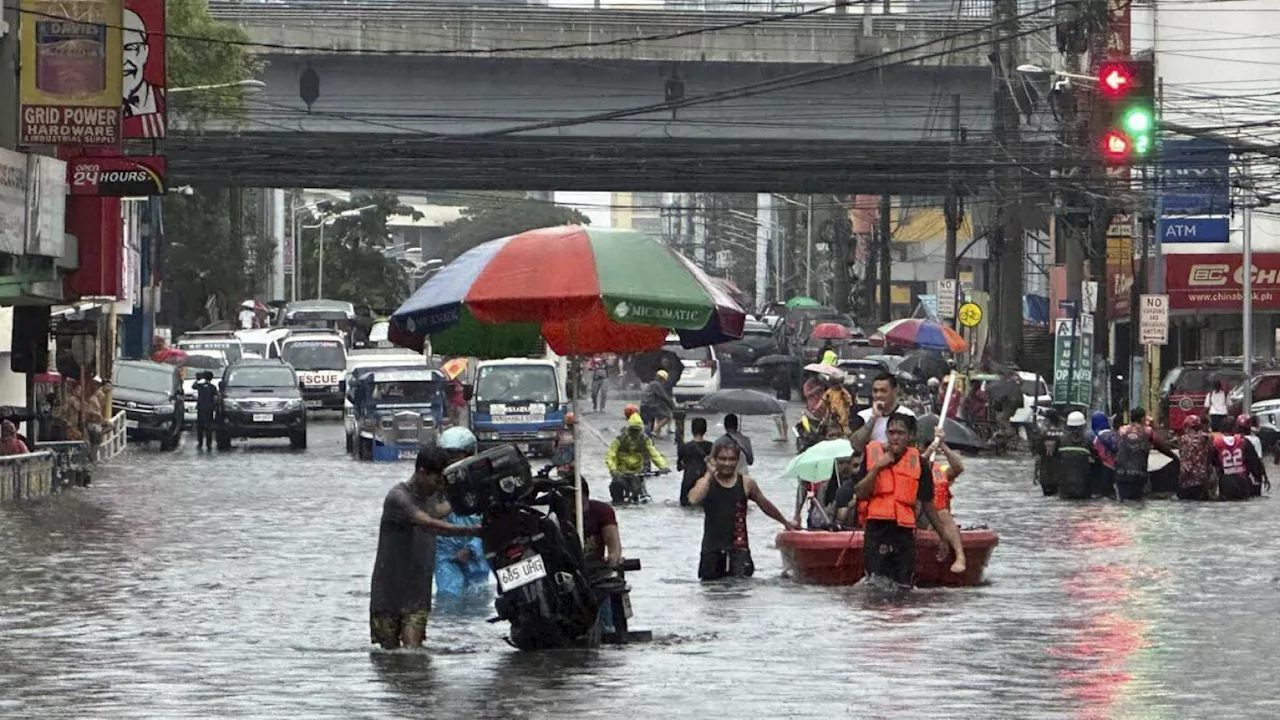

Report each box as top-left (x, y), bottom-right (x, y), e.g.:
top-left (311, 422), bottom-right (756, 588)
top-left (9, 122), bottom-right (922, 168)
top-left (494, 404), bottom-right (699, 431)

top-left (3, 410), bottom-right (1279, 718)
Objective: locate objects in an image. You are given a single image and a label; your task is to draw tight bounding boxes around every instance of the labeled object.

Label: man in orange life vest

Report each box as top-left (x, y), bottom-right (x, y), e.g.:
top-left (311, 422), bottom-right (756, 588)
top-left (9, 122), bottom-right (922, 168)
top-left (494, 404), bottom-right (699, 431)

top-left (845, 412), bottom-right (966, 586)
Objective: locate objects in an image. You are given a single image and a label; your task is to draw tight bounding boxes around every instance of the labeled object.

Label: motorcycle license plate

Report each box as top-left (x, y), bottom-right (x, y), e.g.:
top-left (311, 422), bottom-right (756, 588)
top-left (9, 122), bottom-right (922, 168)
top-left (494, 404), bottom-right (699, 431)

top-left (497, 554), bottom-right (547, 593)
top-left (252, 413), bottom-right (273, 423)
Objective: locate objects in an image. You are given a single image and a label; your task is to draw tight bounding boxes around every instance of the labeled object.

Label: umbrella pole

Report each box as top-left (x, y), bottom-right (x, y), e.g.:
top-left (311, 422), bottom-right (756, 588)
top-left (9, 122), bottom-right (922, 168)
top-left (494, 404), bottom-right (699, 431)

top-left (930, 371), bottom-right (959, 462)
top-left (570, 325), bottom-right (585, 547)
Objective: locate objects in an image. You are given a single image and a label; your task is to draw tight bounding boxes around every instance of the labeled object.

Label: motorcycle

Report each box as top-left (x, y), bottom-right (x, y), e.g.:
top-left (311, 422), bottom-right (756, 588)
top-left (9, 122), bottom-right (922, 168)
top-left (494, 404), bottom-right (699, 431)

top-left (609, 467), bottom-right (665, 505)
top-left (444, 444), bottom-right (645, 650)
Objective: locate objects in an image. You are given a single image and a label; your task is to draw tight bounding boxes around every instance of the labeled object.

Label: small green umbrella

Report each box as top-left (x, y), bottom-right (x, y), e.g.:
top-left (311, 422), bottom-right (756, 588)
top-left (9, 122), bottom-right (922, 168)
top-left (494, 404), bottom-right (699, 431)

top-left (783, 438), bottom-right (855, 482)
top-left (785, 296), bottom-right (821, 309)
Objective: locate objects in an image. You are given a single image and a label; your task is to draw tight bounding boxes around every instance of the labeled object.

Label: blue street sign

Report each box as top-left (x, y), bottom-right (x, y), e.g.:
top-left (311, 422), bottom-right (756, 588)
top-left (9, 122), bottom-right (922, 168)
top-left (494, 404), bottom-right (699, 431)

top-left (1158, 216), bottom-right (1230, 243)
top-left (1161, 139), bottom-right (1231, 215)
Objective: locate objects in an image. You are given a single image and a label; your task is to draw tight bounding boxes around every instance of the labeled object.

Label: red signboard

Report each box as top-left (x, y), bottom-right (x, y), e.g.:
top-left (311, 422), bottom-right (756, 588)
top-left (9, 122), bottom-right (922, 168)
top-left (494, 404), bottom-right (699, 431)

top-left (1166, 253), bottom-right (1280, 311)
top-left (68, 154), bottom-right (165, 196)
top-left (122, 0), bottom-right (166, 138)
top-left (64, 195), bottom-right (124, 299)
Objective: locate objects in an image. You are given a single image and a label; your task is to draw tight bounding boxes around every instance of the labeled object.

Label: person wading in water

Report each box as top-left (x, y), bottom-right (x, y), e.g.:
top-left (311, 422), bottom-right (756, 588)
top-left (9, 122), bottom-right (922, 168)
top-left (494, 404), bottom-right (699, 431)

top-left (1114, 408), bottom-right (1176, 502)
top-left (687, 437), bottom-right (796, 580)
top-left (369, 446), bottom-right (481, 651)
top-left (841, 412), bottom-right (965, 588)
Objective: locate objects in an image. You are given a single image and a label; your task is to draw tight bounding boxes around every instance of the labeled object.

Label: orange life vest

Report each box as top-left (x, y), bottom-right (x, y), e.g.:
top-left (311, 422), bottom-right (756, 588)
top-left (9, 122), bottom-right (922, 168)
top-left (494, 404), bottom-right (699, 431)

top-left (858, 442), bottom-right (922, 529)
top-left (931, 463), bottom-right (952, 513)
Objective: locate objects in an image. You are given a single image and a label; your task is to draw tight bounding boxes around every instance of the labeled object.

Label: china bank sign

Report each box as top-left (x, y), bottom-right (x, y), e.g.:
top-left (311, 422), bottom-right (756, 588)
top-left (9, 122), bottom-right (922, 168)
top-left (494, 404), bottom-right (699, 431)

top-left (1167, 253), bottom-right (1280, 310)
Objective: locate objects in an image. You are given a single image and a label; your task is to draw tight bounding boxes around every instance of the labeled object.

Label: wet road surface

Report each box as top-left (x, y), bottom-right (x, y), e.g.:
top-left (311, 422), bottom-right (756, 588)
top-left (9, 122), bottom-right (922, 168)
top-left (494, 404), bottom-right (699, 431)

top-left (3, 408), bottom-right (1280, 718)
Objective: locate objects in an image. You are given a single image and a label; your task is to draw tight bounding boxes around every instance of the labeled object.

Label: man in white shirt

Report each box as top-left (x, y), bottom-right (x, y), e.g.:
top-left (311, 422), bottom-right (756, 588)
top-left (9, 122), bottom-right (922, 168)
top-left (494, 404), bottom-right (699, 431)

top-left (850, 372), bottom-right (917, 450)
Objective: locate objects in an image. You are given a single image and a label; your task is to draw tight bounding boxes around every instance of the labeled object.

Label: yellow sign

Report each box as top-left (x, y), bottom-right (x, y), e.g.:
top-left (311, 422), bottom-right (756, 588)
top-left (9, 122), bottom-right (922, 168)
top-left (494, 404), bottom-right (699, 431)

top-left (20, 0), bottom-right (123, 146)
top-left (958, 302), bottom-right (983, 328)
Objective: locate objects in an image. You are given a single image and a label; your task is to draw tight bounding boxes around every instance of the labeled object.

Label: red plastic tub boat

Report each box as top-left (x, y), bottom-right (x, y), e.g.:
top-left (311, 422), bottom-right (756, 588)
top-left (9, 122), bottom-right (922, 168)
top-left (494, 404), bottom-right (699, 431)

top-left (775, 528), bottom-right (999, 587)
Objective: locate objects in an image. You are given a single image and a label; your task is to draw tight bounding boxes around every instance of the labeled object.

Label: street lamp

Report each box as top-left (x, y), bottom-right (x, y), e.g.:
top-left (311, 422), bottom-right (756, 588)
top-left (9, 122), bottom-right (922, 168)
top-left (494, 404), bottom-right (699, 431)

top-left (1015, 64), bottom-right (1096, 82)
top-left (168, 80), bottom-right (266, 95)
top-left (305, 205), bottom-right (376, 299)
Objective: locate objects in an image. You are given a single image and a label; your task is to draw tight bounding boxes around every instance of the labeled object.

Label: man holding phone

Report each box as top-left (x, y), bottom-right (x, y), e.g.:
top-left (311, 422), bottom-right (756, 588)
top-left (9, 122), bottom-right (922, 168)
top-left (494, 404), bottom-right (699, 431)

top-left (838, 412), bottom-right (965, 587)
top-left (849, 372), bottom-right (916, 452)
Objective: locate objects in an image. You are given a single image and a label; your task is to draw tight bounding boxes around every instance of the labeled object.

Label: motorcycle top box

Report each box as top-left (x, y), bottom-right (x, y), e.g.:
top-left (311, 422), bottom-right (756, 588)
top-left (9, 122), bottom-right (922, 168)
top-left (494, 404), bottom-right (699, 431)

top-left (444, 443), bottom-right (534, 515)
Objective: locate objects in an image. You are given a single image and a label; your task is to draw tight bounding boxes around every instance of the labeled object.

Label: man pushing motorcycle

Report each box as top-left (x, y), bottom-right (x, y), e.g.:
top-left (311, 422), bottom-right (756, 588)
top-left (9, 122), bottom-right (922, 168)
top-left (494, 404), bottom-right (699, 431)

top-left (605, 413), bottom-right (670, 504)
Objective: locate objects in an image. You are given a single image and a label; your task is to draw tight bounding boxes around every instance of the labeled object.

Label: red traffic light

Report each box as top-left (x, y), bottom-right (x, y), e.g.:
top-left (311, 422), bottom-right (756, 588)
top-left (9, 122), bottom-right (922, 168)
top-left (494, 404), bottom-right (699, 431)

top-left (1098, 62), bottom-right (1134, 97)
top-left (1102, 131), bottom-right (1130, 158)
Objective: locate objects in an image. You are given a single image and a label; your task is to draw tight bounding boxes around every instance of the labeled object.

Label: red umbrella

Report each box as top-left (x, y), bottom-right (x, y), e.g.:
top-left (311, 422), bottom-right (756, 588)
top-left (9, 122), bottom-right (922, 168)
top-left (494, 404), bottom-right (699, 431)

top-left (810, 322), bottom-right (852, 341)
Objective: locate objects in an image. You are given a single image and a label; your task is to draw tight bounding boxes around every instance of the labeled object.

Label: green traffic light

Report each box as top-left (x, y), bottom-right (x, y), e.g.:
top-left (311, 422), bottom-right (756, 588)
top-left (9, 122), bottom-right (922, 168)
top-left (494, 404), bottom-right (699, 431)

top-left (1134, 134), bottom-right (1152, 155)
top-left (1123, 108), bottom-right (1153, 134)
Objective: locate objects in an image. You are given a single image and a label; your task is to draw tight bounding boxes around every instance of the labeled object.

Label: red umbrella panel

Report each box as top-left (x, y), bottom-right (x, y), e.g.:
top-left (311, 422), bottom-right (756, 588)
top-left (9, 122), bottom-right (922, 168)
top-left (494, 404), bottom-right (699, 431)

top-left (810, 322), bottom-right (853, 341)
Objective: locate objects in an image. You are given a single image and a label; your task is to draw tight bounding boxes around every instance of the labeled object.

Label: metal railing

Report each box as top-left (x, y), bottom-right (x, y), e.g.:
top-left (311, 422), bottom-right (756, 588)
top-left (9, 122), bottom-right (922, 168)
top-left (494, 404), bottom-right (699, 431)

top-left (0, 451), bottom-right (56, 504)
top-left (97, 411), bottom-right (128, 463)
top-left (39, 441), bottom-right (94, 491)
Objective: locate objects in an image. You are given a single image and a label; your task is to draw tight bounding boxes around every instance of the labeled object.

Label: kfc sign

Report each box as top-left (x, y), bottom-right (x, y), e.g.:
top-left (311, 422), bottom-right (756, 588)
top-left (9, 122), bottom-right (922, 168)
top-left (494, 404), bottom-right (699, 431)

top-left (1167, 253), bottom-right (1280, 310)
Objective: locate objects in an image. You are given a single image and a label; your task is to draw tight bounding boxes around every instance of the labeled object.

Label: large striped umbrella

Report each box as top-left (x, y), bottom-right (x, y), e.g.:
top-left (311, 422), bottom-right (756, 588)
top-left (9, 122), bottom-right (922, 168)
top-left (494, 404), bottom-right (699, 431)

top-left (389, 226), bottom-right (746, 357)
top-left (870, 318), bottom-right (969, 353)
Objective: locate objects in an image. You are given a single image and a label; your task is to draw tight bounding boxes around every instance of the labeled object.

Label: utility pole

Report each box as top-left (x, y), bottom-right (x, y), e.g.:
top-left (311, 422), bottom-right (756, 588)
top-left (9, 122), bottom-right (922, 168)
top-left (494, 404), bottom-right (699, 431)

top-left (1243, 157), bottom-right (1254, 408)
top-left (992, 0), bottom-right (1024, 363)
top-left (805, 195), bottom-right (814, 297)
top-left (878, 193), bottom-right (891, 322)
top-left (864, 198), bottom-right (877, 318)
top-left (944, 94), bottom-right (963, 285)
top-left (829, 195), bottom-right (854, 315)
top-left (1, 4), bottom-right (17, 150)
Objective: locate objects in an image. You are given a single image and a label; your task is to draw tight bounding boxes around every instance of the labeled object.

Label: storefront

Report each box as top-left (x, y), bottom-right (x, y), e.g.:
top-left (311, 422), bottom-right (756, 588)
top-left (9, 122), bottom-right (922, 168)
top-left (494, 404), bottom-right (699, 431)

top-left (1165, 252), bottom-right (1280, 360)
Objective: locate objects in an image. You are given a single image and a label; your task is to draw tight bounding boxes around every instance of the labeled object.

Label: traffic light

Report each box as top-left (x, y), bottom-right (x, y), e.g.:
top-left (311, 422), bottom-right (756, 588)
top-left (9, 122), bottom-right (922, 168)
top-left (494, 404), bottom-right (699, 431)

top-left (1096, 60), bottom-right (1155, 164)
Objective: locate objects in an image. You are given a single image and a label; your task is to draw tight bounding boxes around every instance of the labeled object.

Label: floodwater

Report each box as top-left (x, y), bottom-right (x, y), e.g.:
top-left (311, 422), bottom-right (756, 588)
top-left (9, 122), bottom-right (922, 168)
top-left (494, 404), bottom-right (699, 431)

top-left (2, 409), bottom-right (1279, 719)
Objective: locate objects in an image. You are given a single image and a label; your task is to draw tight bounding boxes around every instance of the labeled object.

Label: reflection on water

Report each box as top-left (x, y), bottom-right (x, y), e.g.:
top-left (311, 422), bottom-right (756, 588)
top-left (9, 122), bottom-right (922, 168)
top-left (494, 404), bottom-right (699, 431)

top-left (2, 417), bottom-right (1279, 718)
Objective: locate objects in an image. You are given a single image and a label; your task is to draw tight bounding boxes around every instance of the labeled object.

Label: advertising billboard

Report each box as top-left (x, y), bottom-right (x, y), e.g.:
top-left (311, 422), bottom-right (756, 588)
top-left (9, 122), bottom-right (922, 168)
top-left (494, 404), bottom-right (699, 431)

top-left (1165, 253), bottom-right (1280, 311)
top-left (19, 0), bottom-right (123, 147)
top-left (68, 155), bottom-right (166, 196)
top-left (122, 0), bottom-right (166, 138)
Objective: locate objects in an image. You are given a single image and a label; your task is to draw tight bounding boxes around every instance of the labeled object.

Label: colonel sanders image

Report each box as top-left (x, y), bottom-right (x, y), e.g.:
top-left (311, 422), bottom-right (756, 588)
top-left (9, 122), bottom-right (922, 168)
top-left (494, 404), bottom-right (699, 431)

top-left (122, 9), bottom-right (157, 118)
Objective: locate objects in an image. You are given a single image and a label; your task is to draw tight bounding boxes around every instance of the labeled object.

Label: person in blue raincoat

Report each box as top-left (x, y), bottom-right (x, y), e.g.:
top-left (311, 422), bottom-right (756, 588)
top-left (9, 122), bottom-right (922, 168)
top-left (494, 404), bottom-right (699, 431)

top-left (435, 427), bottom-right (491, 597)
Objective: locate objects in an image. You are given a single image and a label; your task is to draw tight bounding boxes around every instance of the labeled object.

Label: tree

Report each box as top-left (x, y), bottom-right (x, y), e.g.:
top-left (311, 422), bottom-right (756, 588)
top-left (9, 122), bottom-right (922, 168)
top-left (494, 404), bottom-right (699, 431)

top-left (438, 200), bottom-right (591, 262)
top-left (159, 0), bottom-right (266, 331)
top-left (296, 192), bottom-right (421, 316)
top-left (161, 187), bottom-right (274, 330)
top-left (166, 0), bottom-right (263, 127)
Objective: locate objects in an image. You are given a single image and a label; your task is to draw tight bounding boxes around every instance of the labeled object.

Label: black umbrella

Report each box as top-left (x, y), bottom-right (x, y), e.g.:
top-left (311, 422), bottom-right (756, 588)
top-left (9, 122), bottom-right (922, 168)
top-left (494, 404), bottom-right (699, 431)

top-left (693, 389), bottom-right (786, 416)
top-left (755, 354), bottom-right (798, 367)
top-left (631, 350), bottom-right (684, 386)
top-left (985, 379), bottom-right (1023, 409)
top-left (897, 351), bottom-right (950, 380)
top-left (916, 413), bottom-right (987, 452)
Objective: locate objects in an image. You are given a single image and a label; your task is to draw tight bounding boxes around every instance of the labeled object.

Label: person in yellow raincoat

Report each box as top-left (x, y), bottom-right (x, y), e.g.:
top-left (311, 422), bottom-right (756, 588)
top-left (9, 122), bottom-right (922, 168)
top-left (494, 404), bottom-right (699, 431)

top-left (605, 413), bottom-right (670, 503)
